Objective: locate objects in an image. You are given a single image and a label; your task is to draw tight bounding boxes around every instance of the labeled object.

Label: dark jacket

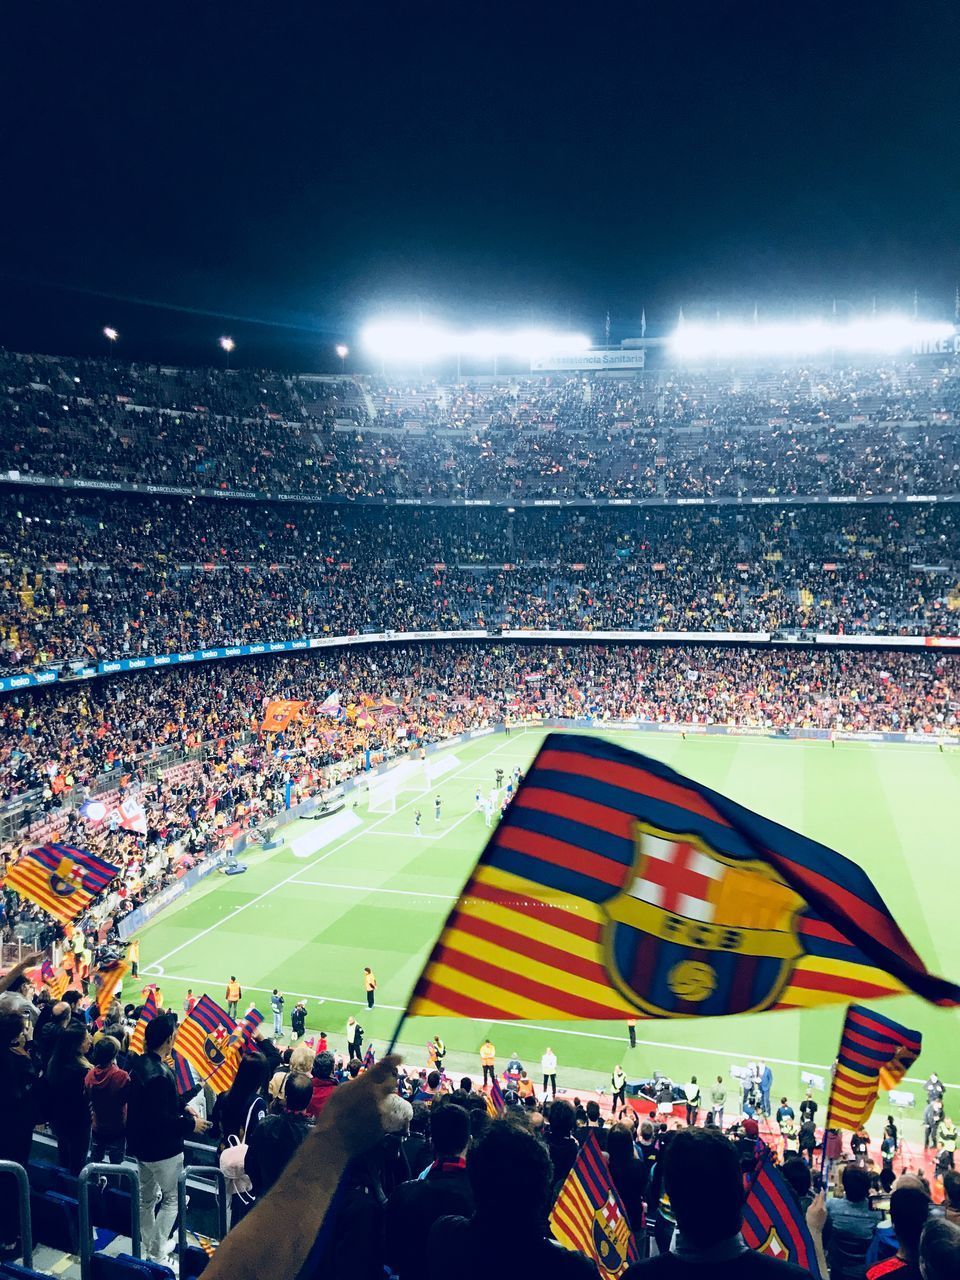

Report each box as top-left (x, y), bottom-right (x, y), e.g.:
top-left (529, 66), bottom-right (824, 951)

top-left (125, 1051), bottom-right (198, 1162)
top-left (46, 1059), bottom-right (91, 1137)
top-left (244, 1110), bottom-right (311, 1197)
top-left (85, 1063), bottom-right (130, 1138)
top-left (386, 1163), bottom-right (474, 1280)
top-left (429, 1215), bottom-right (597, 1280)
top-left (0, 1048), bottom-right (41, 1163)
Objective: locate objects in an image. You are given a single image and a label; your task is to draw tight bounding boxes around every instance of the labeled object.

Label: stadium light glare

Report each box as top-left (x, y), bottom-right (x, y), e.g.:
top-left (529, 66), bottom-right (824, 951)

top-left (670, 315), bottom-right (955, 360)
top-left (335, 343), bottom-right (349, 359)
top-left (360, 317), bottom-right (594, 364)
top-left (103, 327), bottom-right (119, 342)
top-left (219, 336), bottom-right (236, 353)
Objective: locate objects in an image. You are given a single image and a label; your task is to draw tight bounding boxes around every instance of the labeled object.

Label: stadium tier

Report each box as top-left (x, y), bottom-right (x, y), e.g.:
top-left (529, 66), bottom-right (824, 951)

top-left (1, 351), bottom-right (960, 1279)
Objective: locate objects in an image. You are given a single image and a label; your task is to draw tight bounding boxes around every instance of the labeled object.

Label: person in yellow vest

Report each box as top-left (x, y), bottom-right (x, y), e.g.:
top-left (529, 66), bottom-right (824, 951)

top-left (480, 1039), bottom-right (496, 1087)
top-left (225, 976), bottom-right (241, 1018)
top-left (363, 967), bottom-right (377, 1009)
top-left (127, 938), bottom-right (140, 978)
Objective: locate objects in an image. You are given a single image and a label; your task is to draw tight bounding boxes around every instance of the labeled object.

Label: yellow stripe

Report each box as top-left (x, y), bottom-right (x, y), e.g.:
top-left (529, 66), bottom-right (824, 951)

top-left (422, 958), bottom-right (573, 1019)
top-left (458, 891), bottom-right (604, 969)
top-left (793, 954), bottom-right (905, 989)
top-left (473, 863), bottom-right (606, 923)
top-left (407, 995), bottom-right (455, 1017)
top-left (444, 924), bottom-right (629, 1013)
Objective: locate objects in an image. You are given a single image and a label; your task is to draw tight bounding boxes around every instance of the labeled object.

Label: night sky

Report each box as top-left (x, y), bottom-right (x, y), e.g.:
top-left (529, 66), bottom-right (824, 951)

top-left (1, 0), bottom-right (958, 368)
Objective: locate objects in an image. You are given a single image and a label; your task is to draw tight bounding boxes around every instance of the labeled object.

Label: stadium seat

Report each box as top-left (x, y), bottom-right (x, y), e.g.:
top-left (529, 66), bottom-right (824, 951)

top-left (92, 1258), bottom-right (175, 1280)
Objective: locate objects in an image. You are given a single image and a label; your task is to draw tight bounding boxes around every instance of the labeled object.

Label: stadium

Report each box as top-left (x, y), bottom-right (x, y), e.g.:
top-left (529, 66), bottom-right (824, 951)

top-left (1, 5), bottom-right (960, 1279)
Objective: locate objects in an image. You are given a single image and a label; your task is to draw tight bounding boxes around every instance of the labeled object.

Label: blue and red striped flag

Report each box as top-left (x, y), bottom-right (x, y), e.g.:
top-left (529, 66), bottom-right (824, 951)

top-left (549, 1132), bottom-right (639, 1276)
top-left (228, 1007), bottom-right (264, 1053)
top-left (826, 1005), bottom-right (922, 1131)
top-left (171, 1049), bottom-right (196, 1097)
top-left (4, 843), bottom-right (118, 925)
top-left (363, 1046), bottom-right (375, 1070)
top-left (130, 990), bottom-right (159, 1056)
top-left (405, 734), bottom-right (960, 1022)
top-left (743, 1149), bottom-right (824, 1277)
top-left (489, 1076), bottom-right (505, 1113)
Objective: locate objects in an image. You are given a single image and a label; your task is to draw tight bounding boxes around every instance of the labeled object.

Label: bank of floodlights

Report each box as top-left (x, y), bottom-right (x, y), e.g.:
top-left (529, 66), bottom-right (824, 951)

top-left (670, 315), bottom-right (955, 360)
top-left (360, 317), bottom-right (591, 364)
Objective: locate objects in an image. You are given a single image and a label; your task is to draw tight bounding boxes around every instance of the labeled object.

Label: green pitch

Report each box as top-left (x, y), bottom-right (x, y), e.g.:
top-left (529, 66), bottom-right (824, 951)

top-left (136, 729), bottom-right (960, 1138)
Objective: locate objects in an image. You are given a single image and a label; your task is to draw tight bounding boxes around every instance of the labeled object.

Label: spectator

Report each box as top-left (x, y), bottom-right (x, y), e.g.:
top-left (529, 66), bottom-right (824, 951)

top-left (84, 1035), bottom-right (130, 1164)
top-left (825, 1164), bottom-right (883, 1280)
top-left (46, 1023), bottom-right (93, 1174)
top-left (943, 1171), bottom-right (960, 1227)
top-left (125, 1014), bottom-right (209, 1265)
top-left (545, 1099), bottom-right (580, 1192)
top-left (427, 1119), bottom-right (597, 1278)
top-left (623, 1126), bottom-right (814, 1280)
top-left (305, 1050), bottom-right (339, 1118)
top-left (385, 1102), bottom-right (473, 1280)
top-left (867, 1185), bottom-right (931, 1280)
top-left (244, 1071), bottom-right (313, 1198)
top-left (607, 1122), bottom-right (648, 1233)
top-left (0, 1009), bottom-right (40, 1255)
top-left (919, 1217), bottom-right (960, 1280)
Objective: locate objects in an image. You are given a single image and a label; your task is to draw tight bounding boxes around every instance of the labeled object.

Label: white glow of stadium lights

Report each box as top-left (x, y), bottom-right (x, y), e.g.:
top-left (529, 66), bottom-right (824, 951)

top-left (510, 327), bottom-right (592, 359)
top-left (360, 318), bottom-right (452, 363)
top-left (335, 343), bottom-right (349, 373)
top-left (219, 336), bottom-right (236, 353)
top-left (670, 315), bottom-right (956, 360)
top-left (361, 318), bottom-right (595, 364)
top-left (103, 327), bottom-right (119, 342)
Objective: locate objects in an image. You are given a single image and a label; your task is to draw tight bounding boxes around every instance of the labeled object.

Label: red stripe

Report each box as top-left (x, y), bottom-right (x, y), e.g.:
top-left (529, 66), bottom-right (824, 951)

top-left (494, 818), bottom-right (628, 890)
top-left (538, 749), bottom-right (730, 828)
top-left (514, 786), bottom-right (635, 848)
top-left (844, 1025), bottom-right (902, 1053)
top-left (841, 1045), bottom-right (895, 1071)
top-left (787, 968), bottom-right (901, 999)
top-left (467, 878), bottom-right (601, 942)
top-left (434, 941), bottom-right (627, 1018)
top-left (414, 978), bottom-right (524, 1020)
top-left (797, 916), bottom-right (849, 945)
top-left (757, 1170), bottom-right (809, 1264)
top-left (453, 911), bottom-right (611, 988)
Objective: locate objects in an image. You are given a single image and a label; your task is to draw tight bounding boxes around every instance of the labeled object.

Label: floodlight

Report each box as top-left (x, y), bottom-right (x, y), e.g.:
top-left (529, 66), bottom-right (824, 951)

top-left (361, 316), bottom-right (595, 364)
top-left (103, 327), bottom-right (119, 342)
top-left (671, 315), bottom-right (955, 360)
top-left (219, 336), bottom-right (236, 353)
top-left (335, 344), bottom-right (349, 360)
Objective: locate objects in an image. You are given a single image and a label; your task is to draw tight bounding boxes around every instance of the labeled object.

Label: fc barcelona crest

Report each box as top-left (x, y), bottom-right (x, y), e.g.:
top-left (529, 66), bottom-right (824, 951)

top-left (49, 857), bottom-right (85, 898)
top-left (592, 1194), bottom-right (629, 1274)
top-left (601, 822), bottom-right (804, 1018)
top-left (203, 1031), bottom-right (229, 1067)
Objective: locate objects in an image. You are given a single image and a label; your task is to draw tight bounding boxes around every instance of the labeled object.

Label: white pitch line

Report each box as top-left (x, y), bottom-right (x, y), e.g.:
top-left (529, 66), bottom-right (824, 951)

top-left (151, 967), bottom-right (956, 1087)
top-left (143, 735), bottom-right (508, 972)
top-left (292, 880), bottom-right (456, 900)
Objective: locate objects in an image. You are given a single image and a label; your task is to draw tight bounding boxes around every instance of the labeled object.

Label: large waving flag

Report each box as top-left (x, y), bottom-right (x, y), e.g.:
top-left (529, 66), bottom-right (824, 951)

top-left (260, 700), bottom-right (306, 734)
top-left (129, 990), bottom-right (159, 1056)
top-left (743, 1149), bottom-right (824, 1277)
top-left (404, 734), bottom-right (960, 1022)
top-left (549, 1133), bottom-right (639, 1276)
top-left (174, 995), bottom-right (242, 1093)
top-left (826, 1005), bottom-right (922, 1131)
top-left (4, 843), bottom-right (119, 926)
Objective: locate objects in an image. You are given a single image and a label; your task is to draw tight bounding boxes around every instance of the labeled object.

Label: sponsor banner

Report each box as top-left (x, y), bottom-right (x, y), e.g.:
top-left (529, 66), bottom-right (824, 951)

top-left (4, 471), bottom-right (958, 511)
top-left (530, 350), bottom-right (647, 371)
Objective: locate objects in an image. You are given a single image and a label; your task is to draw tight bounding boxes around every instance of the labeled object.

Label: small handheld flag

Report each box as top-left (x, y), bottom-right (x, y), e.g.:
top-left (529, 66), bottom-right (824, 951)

top-left (92, 959), bottom-right (128, 1017)
top-left (174, 995), bottom-right (242, 1094)
top-left (550, 1132), bottom-right (639, 1276)
top-left (129, 991), bottom-right (159, 1056)
top-left (4, 843), bottom-right (119, 926)
top-left (170, 1048), bottom-right (196, 1097)
top-left (489, 1076), bottom-right (505, 1114)
top-left (400, 734), bottom-right (960, 1026)
top-left (743, 1149), bottom-right (824, 1278)
top-left (826, 1005), bottom-right (922, 1131)
top-left (363, 1046), bottom-right (375, 1070)
top-left (40, 958), bottom-right (70, 1001)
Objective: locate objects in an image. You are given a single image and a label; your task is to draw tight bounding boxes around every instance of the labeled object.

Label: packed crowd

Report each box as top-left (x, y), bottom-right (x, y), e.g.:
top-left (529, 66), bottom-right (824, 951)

top-left (0, 639), bottom-right (956, 947)
top-left (1, 971), bottom-right (958, 1279)
top-left (2, 351), bottom-right (960, 500)
top-left (2, 495), bottom-right (958, 674)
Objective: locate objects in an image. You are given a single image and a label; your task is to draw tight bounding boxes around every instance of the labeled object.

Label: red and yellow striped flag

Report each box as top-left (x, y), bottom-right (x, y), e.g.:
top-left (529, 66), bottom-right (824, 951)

top-left (826, 1005), bottom-right (922, 1131)
top-left (92, 959), bottom-right (128, 1017)
top-left (129, 990), bottom-right (159, 1056)
top-left (4, 843), bottom-right (118, 925)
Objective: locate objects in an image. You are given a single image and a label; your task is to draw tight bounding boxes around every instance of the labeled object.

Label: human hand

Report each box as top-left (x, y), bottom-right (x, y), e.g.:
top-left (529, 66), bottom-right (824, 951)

top-left (315, 1054), bottom-right (401, 1158)
top-left (806, 1189), bottom-right (827, 1237)
top-left (190, 1112), bottom-right (212, 1134)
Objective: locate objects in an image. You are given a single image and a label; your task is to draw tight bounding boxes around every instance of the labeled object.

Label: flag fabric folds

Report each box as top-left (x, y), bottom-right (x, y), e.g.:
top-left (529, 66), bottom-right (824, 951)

top-left (233, 1007), bottom-right (264, 1053)
top-left (405, 734), bottom-right (960, 1022)
top-left (40, 958), bottom-right (70, 1001)
top-left (173, 995), bottom-right (241, 1093)
top-left (743, 1150), bottom-right (824, 1278)
top-left (363, 1046), bottom-right (375, 1070)
top-left (826, 1005), bottom-right (922, 1131)
top-left (130, 990), bottom-right (159, 1056)
top-left (171, 1049), bottom-right (196, 1097)
top-left (260, 699), bottom-right (306, 734)
top-left (4, 843), bottom-right (119, 926)
top-left (549, 1133), bottom-right (639, 1277)
top-left (92, 959), bottom-right (129, 1016)
top-left (485, 1076), bottom-right (506, 1118)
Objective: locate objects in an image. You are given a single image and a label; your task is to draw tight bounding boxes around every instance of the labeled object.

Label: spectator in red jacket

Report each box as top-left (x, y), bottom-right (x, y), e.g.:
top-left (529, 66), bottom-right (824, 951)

top-left (305, 1051), bottom-right (339, 1118)
top-left (84, 1036), bottom-right (130, 1164)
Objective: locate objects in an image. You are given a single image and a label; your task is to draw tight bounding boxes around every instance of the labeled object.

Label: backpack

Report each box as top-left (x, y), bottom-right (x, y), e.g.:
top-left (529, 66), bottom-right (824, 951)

top-left (218, 1096), bottom-right (263, 1203)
